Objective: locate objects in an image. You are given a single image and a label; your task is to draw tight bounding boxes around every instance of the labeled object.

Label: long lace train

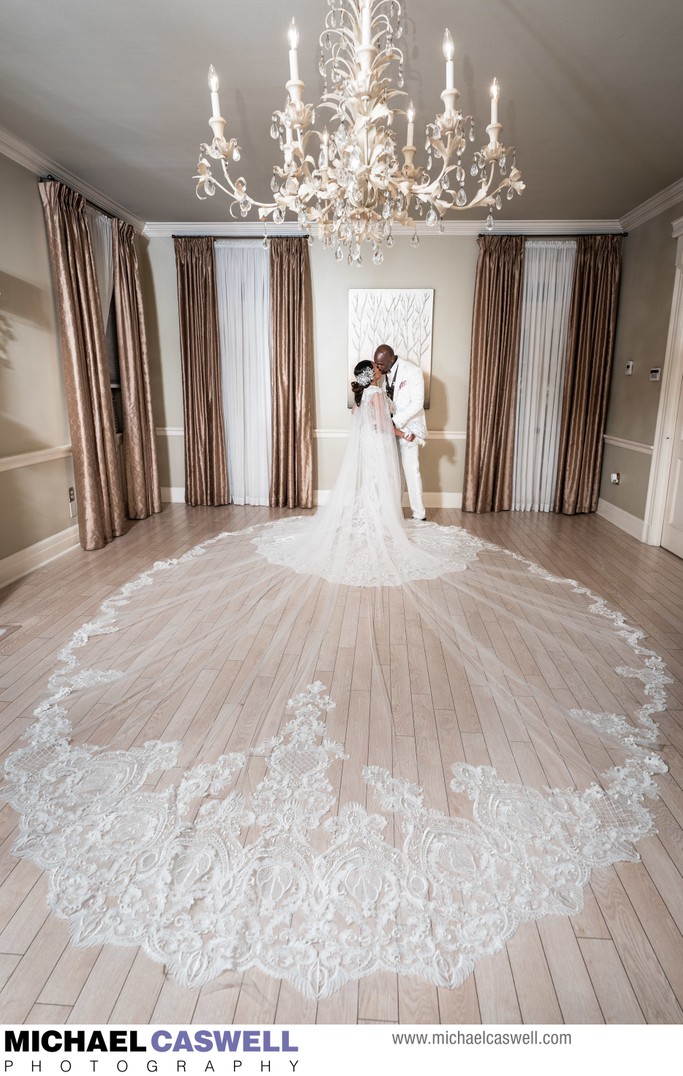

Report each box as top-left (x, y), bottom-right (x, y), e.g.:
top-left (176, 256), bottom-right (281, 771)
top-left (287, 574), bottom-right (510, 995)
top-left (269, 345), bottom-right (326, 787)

top-left (1, 520), bottom-right (670, 999)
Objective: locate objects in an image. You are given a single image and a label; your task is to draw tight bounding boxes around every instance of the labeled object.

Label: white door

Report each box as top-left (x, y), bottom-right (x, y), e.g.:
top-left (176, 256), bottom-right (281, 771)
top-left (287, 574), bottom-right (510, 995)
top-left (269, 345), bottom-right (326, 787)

top-left (662, 366), bottom-right (683, 557)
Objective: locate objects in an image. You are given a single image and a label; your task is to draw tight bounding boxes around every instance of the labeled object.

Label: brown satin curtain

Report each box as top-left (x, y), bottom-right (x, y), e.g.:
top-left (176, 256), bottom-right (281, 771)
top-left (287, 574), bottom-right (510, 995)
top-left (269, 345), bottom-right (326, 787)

top-left (269, 237), bottom-right (314, 509)
top-left (39, 181), bottom-right (126, 550)
top-left (554, 235), bottom-right (622, 514)
top-left (463, 235), bottom-right (525, 513)
top-left (112, 220), bottom-right (162, 519)
top-left (173, 237), bottom-right (229, 506)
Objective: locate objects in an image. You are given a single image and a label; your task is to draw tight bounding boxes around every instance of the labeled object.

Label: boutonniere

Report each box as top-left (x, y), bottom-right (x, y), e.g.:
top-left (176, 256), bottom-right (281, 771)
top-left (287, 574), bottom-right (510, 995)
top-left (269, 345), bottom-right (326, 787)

top-left (398, 380), bottom-right (407, 390)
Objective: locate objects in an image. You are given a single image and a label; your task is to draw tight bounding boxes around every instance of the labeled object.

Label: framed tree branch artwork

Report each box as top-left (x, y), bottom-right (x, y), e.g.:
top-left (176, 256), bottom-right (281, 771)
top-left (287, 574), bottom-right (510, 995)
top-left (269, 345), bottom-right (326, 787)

top-left (348, 289), bottom-right (434, 408)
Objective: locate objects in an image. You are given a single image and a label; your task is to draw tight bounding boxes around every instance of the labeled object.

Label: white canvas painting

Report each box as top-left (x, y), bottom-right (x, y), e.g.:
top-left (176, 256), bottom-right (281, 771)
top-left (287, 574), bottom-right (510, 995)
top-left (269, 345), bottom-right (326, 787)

top-left (348, 289), bottom-right (434, 407)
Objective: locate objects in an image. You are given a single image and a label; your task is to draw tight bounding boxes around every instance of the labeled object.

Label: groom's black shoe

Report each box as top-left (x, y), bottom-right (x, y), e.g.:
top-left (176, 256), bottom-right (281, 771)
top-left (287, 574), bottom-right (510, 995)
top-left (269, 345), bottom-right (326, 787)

top-left (413, 515), bottom-right (427, 522)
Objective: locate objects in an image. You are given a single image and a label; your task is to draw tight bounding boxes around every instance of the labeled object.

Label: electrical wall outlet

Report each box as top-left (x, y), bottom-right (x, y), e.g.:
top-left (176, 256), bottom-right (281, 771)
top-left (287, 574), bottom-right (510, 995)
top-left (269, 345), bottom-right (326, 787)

top-left (68, 486), bottom-right (77, 519)
top-left (650, 368), bottom-right (661, 381)
top-left (625, 362), bottom-right (633, 375)
top-left (610, 473), bottom-right (620, 485)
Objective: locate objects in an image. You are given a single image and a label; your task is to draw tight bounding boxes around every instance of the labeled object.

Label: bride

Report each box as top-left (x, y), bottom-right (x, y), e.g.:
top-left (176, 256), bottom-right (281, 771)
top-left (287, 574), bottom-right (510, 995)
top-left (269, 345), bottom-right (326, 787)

top-left (1, 358), bottom-right (671, 1001)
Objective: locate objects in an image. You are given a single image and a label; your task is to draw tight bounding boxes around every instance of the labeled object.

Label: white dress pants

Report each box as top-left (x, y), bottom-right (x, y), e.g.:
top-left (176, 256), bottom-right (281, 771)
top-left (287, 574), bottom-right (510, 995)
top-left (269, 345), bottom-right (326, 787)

top-left (399, 439), bottom-right (425, 519)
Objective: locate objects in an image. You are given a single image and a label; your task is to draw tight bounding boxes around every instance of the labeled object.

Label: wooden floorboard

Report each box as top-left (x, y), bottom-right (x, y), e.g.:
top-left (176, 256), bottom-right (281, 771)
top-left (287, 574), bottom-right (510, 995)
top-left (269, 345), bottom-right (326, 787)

top-left (0, 504), bottom-right (681, 1024)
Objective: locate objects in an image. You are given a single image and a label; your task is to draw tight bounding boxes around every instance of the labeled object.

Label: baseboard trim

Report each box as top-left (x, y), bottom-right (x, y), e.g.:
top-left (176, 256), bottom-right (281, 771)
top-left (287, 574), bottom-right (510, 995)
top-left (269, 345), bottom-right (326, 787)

top-left (597, 498), bottom-right (645, 541)
top-left (161, 487), bottom-right (186, 503)
top-left (0, 525), bottom-right (80, 589)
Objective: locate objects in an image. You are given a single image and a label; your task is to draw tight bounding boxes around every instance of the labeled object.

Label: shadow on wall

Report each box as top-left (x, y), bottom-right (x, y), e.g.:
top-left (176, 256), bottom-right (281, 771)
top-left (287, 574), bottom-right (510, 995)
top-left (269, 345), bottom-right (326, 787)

top-left (0, 270), bottom-right (54, 333)
top-left (0, 268), bottom-right (56, 370)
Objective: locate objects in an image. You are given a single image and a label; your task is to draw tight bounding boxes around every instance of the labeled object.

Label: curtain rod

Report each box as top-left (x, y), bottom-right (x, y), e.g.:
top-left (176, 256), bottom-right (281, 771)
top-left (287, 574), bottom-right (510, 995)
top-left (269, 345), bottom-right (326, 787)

top-left (170, 234), bottom-right (311, 239)
top-left (477, 232), bottom-right (628, 238)
top-left (40, 175), bottom-right (117, 221)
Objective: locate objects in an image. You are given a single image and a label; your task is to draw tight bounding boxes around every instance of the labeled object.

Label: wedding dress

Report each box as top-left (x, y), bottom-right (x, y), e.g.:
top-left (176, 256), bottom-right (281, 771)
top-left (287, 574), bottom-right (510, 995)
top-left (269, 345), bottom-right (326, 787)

top-left (1, 387), bottom-right (671, 1000)
top-left (254, 385), bottom-right (480, 586)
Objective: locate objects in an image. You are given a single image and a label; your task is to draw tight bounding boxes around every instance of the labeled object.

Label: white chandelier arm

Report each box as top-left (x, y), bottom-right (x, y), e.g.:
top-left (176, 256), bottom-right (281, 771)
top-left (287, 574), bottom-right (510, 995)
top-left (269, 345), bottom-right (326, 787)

top-left (195, 0), bottom-right (525, 263)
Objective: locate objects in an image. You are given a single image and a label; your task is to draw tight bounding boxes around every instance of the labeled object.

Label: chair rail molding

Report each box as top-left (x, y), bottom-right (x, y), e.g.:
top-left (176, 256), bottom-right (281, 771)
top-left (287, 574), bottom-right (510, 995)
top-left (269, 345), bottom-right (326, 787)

top-left (0, 444), bottom-right (72, 473)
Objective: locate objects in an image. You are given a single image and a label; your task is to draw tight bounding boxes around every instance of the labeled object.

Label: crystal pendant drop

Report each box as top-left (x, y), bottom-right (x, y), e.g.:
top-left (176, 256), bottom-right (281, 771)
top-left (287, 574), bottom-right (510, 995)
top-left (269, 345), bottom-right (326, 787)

top-left (335, 246), bottom-right (344, 262)
top-left (469, 125), bottom-right (475, 142)
top-left (456, 187), bottom-right (467, 207)
top-left (507, 185), bottom-right (514, 200)
top-left (270, 123), bottom-right (279, 140)
top-left (485, 212), bottom-right (494, 231)
top-left (386, 234), bottom-right (394, 248)
top-left (442, 173), bottom-right (449, 190)
top-left (495, 194), bottom-right (502, 211)
top-left (307, 233), bottom-right (314, 245)
top-left (411, 233), bottom-right (419, 247)
top-left (470, 162), bottom-right (479, 177)
top-left (273, 208), bottom-right (284, 224)
top-left (233, 148), bottom-right (241, 162)
top-left (426, 207), bottom-right (438, 227)
top-left (373, 248), bottom-right (384, 265)
top-left (298, 210), bottom-right (307, 225)
top-left (456, 165), bottom-right (465, 184)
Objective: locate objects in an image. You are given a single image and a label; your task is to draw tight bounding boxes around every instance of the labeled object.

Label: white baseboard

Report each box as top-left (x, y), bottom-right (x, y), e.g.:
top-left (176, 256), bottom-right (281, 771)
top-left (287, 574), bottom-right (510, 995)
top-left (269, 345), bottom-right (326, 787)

top-left (315, 491), bottom-right (462, 509)
top-left (0, 525), bottom-right (80, 589)
top-left (597, 498), bottom-right (645, 541)
top-left (161, 487), bottom-right (186, 503)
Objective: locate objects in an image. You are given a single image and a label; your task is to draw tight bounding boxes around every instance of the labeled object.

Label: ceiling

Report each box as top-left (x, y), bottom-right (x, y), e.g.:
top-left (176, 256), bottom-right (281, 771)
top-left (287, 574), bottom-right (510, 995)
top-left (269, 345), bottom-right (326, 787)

top-left (2, 0), bottom-right (683, 227)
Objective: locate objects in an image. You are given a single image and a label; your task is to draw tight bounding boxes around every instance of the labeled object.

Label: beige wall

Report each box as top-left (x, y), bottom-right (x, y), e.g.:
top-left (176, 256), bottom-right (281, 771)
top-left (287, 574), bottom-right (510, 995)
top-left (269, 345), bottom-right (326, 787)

top-left (0, 153), bottom-right (77, 560)
top-left (310, 237), bottom-right (477, 497)
top-left (601, 198), bottom-right (683, 520)
top-left (137, 235), bottom-right (184, 491)
top-left (141, 233), bottom-right (478, 498)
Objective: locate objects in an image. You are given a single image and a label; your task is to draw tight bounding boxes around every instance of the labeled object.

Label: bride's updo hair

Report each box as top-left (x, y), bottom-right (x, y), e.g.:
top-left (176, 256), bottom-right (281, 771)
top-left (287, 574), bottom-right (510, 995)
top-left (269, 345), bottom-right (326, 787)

top-left (351, 360), bottom-right (375, 406)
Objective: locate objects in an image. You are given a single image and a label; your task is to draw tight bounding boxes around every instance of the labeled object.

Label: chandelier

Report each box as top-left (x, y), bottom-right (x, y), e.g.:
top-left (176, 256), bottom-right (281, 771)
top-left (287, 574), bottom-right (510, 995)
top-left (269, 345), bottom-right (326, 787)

top-left (194, 0), bottom-right (524, 265)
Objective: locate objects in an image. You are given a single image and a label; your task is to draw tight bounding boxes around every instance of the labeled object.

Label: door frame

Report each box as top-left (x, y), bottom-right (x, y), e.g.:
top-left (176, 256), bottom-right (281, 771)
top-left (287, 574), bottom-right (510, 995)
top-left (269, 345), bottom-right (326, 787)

top-left (642, 216), bottom-right (683, 546)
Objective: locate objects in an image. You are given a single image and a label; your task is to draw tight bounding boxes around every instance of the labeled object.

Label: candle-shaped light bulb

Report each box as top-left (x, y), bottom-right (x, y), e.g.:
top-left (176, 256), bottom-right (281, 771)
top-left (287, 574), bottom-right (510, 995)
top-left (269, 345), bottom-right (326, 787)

top-left (288, 18), bottom-right (300, 81)
top-left (490, 78), bottom-right (500, 125)
top-left (442, 29), bottom-right (454, 90)
top-left (406, 101), bottom-right (415, 148)
top-left (362, 0), bottom-right (372, 48)
top-left (208, 65), bottom-right (221, 119)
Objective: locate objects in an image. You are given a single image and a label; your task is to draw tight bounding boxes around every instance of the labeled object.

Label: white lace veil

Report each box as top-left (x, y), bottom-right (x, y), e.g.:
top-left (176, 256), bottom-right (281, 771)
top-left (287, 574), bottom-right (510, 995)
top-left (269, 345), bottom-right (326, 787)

top-left (1, 389), bottom-right (671, 999)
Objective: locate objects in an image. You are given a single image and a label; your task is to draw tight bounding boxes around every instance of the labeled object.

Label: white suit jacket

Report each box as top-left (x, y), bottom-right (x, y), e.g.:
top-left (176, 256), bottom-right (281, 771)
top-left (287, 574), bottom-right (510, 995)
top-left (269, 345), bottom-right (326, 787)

top-left (387, 358), bottom-right (427, 439)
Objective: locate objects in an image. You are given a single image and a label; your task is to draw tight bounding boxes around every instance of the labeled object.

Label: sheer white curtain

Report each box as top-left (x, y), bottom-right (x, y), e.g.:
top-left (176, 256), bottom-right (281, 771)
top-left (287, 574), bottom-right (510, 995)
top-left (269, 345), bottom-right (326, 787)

top-left (215, 241), bottom-right (272, 506)
top-left (85, 206), bottom-right (114, 323)
top-left (513, 240), bottom-right (576, 511)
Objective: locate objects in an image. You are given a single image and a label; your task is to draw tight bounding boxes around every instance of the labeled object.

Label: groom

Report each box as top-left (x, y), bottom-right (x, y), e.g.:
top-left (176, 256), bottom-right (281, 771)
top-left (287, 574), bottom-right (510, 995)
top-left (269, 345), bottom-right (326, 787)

top-left (374, 344), bottom-right (427, 521)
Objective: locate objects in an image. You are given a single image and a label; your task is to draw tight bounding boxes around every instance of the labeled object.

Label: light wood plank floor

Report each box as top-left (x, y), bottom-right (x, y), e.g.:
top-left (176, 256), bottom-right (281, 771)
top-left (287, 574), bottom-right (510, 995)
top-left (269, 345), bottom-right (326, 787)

top-left (1, 505), bottom-right (682, 1025)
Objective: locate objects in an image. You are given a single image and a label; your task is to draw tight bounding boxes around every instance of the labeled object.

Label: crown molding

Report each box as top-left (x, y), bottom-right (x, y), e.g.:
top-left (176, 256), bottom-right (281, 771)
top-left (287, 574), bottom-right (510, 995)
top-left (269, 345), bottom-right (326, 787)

top-left (620, 177), bottom-right (683, 232)
top-left (143, 221), bottom-right (304, 239)
top-left (0, 125), bottom-right (145, 231)
top-left (143, 217), bottom-right (623, 240)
